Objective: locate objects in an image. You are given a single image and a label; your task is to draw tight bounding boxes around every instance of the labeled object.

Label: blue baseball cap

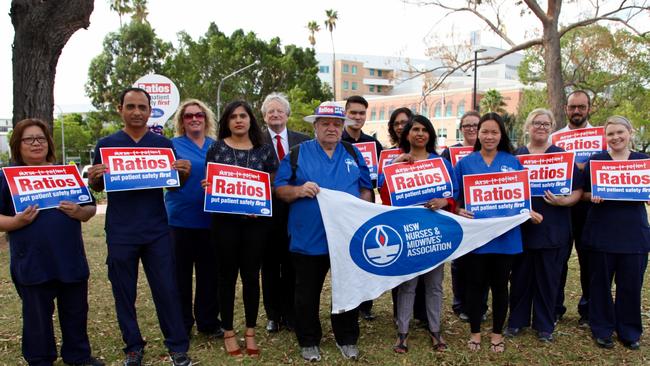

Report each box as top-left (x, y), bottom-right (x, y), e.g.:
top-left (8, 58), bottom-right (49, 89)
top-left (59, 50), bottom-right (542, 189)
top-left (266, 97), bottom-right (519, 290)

top-left (303, 102), bottom-right (352, 124)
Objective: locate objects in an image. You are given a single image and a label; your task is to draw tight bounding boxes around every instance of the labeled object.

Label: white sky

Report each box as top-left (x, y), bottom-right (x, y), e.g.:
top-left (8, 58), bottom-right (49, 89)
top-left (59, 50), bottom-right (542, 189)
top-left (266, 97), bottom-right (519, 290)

top-left (1, 0), bottom-right (642, 118)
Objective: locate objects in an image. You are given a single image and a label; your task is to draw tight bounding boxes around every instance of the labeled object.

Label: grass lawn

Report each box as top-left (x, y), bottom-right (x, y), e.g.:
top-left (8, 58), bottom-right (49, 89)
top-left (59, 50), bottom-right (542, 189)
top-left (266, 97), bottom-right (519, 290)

top-left (1, 214), bottom-right (649, 365)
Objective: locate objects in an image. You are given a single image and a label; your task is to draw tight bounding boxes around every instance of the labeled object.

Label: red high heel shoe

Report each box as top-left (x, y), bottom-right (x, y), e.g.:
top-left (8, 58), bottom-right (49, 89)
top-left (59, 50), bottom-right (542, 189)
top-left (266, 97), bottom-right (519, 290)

top-left (223, 333), bottom-right (242, 357)
top-left (245, 333), bottom-right (260, 357)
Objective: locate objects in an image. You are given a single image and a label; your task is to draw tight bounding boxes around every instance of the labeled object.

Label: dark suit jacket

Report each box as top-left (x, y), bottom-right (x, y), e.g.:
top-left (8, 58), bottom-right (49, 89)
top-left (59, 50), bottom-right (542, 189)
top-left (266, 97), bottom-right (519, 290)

top-left (262, 128), bottom-right (311, 152)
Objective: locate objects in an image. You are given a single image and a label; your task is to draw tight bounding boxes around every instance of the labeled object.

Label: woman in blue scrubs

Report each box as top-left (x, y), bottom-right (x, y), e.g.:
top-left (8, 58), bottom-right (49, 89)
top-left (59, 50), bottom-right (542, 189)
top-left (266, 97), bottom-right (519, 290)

top-left (0, 119), bottom-right (101, 366)
top-left (506, 109), bottom-right (583, 342)
top-left (455, 113), bottom-right (542, 353)
top-left (165, 99), bottom-right (221, 337)
top-left (582, 116), bottom-right (650, 350)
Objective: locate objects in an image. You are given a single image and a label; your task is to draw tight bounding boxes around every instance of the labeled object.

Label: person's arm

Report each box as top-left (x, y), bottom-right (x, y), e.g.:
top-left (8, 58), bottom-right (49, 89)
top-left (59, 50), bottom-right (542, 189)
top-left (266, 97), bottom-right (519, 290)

top-left (87, 164), bottom-right (107, 192)
top-left (58, 201), bottom-right (97, 222)
top-left (360, 187), bottom-right (373, 202)
top-left (167, 159), bottom-right (191, 191)
top-left (543, 188), bottom-right (583, 207)
top-left (0, 205), bottom-right (39, 232)
top-left (275, 182), bottom-right (320, 203)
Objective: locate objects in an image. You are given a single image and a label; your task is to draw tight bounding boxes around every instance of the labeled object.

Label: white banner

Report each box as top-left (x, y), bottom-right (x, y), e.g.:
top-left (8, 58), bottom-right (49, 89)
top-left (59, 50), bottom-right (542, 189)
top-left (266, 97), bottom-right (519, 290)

top-left (316, 188), bottom-right (529, 313)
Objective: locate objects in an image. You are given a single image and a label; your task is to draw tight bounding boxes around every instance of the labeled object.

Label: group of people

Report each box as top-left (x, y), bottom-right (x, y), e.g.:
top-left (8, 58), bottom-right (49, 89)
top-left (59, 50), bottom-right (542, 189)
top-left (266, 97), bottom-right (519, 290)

top-left (1, 87), bottom-right (647, 365)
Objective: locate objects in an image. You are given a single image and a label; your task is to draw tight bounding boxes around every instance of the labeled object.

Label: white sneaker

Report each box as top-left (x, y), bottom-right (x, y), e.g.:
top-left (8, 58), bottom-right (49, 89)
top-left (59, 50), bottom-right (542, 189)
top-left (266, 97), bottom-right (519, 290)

top-left (336, 344), bottom-right (359, 360)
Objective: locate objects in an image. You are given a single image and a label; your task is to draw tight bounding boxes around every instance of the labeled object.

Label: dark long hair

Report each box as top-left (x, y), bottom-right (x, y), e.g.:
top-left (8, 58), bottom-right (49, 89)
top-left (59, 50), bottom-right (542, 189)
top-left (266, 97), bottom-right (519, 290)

top-left (388, 107), bottom-right (413, 146)
top-left (10, 118), bottom-right (56, 165)
top-left (399, 115), bottom-right (437, 154)
top-left (217, 100), bottom-right (263, 147)
top-left (473, 112), bottom-right (513, 153)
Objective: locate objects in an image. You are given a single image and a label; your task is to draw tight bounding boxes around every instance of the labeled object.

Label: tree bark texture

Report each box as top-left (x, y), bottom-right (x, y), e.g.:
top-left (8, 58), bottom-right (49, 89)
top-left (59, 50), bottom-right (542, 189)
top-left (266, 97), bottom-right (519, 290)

top-left (542, 0), bottom-right (567, 129)
top-left (10, 0), bottom-right (94, 131)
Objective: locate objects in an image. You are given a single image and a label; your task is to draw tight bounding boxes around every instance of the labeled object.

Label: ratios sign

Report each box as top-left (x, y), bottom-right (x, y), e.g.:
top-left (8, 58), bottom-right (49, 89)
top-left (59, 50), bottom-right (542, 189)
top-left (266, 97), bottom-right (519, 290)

top-left (204, 163), bottom-right (272, 216)
top-left (517, 152), bottom-right (574, 196)
top-left (2, 165), bottom-right (92, 213)
top-left (353, 142), bottom-right (378, 180)
top-left (378, 148), bottom-right (401, 175)
top-left (463, 170), bottom-right (531, 218)
top-left (383, 158), bottom-right (453, 206)
top-left (551, 127), bottom-right (606, 164)
top-left (100, 147), bottom-right (179, 192)
top-left (134, 74), bottom-right (180, 133)
top-left (590, 159), bottom-right (650, 201)
top-left (448, 146), bottom-right (474, 167)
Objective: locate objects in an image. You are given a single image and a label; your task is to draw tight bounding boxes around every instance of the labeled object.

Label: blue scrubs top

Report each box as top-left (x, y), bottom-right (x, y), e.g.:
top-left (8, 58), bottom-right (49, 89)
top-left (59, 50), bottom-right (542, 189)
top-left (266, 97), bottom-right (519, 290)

top-left (274, 139), bottom-right (373, 255)
top-left (165, 136), bottom-right (215, 229)
top-left (454, 150), bottom-right (524, 255)
top-left (582, 151), bottom-right (650, 254)
top-left (515, 145), bottom-right (584, 249)
top-left (93, 130), bottom-right (174, 244)
top-left (0, 170), bottom-right (95, 285)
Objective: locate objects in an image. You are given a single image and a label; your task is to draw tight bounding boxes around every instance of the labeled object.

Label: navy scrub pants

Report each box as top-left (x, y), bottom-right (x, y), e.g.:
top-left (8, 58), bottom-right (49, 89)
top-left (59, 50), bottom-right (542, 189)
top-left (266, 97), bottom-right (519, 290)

top-left (589, 251), bottom-right (648, 342)
top-left (106, 234), bottom-right (189, 353)
top-left (16, 280), bottom-right (91, 366)
top-left (508, 246), bottom-right (566, 333)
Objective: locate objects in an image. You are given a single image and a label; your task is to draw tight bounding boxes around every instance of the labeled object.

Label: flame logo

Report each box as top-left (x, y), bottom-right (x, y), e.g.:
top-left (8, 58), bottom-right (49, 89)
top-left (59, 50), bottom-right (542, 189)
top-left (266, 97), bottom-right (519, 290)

top-left (376, 226), bottom-right (388, 246)
top-left (362, 225), bottom-right (403, 267)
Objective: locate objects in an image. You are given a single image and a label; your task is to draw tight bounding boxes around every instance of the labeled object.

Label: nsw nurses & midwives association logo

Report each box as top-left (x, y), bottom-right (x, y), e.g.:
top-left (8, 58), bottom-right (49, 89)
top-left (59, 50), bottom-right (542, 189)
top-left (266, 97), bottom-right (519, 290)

top-left (362, 225), bottom-right (403, 267)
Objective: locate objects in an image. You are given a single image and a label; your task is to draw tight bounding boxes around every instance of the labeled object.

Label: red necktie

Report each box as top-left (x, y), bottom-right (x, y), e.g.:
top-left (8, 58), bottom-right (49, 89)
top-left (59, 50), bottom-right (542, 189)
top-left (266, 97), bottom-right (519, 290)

top-left (275, 135), bottom-right (285, 160)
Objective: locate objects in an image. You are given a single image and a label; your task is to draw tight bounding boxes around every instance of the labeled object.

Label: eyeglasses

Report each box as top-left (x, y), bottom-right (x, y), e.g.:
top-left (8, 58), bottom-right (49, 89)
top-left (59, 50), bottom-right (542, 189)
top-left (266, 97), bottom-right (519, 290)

top-left (394, 120), bottom-right (409, 127)
top-left (461, 124), bottom-right (479, 130)
top-left (182, 112), bottom-right (206, 121)
top-left (567, 104), bottom-right (588, 112)
top-left (532, 121), bottom-right (553, 129)
top-left (21, 136), bottom-right (48, 145)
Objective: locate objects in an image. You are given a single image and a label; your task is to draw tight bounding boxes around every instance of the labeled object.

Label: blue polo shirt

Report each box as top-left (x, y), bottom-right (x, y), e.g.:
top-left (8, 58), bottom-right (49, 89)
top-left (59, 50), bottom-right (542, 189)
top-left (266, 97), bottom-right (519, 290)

top-left (165, 135), bottom-right (214, 229)
top-left (93, 130), bottom-right (174, 244)
top-left (0, 170), bottom-right (94, 285)
top-left (274, 139), bottom-right (372, 255)
top-left (515, 145), bottom-right (583, 250)
top-left (455, 150), bottom-right (524, 254)
top-left (582, 151), bottom-right (650, 254)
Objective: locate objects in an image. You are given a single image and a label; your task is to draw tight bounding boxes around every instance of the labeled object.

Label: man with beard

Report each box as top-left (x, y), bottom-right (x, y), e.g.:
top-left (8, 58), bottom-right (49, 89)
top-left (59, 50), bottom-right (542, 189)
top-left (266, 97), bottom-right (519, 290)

top-left (552, 90), bottom-right (594, 328)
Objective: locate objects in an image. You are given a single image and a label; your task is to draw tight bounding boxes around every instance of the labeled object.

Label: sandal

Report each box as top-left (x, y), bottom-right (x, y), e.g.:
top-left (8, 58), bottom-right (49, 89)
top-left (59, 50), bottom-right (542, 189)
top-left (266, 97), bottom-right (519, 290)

top-left (429, 331), bottom-right (448, 351)
top-left (467, 340), bottom-right (481, 351)
top-left (490, 341), bottom-right (505, 353)
top-left (223, 332), bottom-right (242, 357)
top-left (245, 331), bottom-right (260, 357)
top-left (393, 333), bottom-right (408, 354)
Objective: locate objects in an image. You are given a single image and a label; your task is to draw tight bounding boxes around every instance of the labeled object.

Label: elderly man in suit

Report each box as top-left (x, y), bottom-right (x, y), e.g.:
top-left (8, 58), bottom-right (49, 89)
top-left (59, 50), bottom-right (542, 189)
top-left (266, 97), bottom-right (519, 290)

top-left (260, 92), bottom-right (310, 333)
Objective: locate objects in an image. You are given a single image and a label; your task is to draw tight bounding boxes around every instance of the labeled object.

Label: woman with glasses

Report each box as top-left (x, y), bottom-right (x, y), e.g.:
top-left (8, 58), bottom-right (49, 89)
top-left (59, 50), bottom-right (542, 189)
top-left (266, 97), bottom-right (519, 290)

top-left (505, 109), bottom-right (583, 343)
top-left (582, 116), bottom-right (650, 350)
top-left (0, 119), bottom-right (102, 366)
top-left (455, 113), bottom-right (543, 353)
top-left (165, 99), bottom-right (222, 338)
top-left (387, 107), bottom-right (413, 148)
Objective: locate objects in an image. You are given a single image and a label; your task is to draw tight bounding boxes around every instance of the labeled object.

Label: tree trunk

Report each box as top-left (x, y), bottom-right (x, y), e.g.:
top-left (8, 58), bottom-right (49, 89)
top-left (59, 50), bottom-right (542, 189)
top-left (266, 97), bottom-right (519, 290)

top-left (10, 0), bottom-right (94, 131)
top-left (330, 32), bottom-right (336, 101)
top-left (542, 15), bottom-right (567, 129)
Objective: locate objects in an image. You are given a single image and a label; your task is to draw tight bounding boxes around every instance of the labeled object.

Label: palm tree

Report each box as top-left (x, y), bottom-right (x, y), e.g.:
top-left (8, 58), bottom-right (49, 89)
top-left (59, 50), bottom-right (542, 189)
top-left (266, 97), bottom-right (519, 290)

top-left (109, 0), bottom-right (133, 27)
top-left (306, 21), bottom-right (320, 49)
top-left (479, 89), bottom-right (507, 114)
top-left (324, 9), bottom-right (338, 99)
top-left (131, 0), bottom-right (149, 25)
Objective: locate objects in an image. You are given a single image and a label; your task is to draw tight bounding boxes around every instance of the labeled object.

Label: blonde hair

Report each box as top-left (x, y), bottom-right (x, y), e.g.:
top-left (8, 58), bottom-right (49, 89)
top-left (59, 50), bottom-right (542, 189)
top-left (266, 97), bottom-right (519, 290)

top-left (173, 99), bottom-right (217, 138)
top-left (524, 108), bottom-right (556, 131)
top-left (604, 115), bottom-right (633, 132)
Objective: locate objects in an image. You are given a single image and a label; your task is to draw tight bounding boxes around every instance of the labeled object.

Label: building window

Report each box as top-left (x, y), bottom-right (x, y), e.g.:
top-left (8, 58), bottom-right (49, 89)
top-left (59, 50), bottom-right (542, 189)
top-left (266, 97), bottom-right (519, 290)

top-left (445, 102), bottom-right (453, 117)
top-left (434, 102), bottom-right (442, 118)
top-left (457, 101), bottom-right (465, 116)
top-left (438, 128), bottom-right (448, 138)
top-left (351, 82), bottom-right (358, 90)
top-left (370, 109), bottom-right (376, 120)
top-left (378, 70), bottom-right (383, 77)
top-left (377, 85), bottom-right (382, 93)
top-left (421, 104), bottom-right (428, 116)
top-left (343, 81), bottom-right (349, 90)
top-left (319, 65), bottom-right (330, 73)
top-left (379, 109), bottom-right (385, 120)
top-left (410, 104), bottom-right (417, 114)
top-left (370, 69), bottom-right (375, 76)
top-left (351, 65), bottom-right (358, 75)
top-left (343, 64), bottom-right (349, 73)
top-left (369, 85), bottom-right (375, 92)
top-left (456, 127), bottom-right (461, 140)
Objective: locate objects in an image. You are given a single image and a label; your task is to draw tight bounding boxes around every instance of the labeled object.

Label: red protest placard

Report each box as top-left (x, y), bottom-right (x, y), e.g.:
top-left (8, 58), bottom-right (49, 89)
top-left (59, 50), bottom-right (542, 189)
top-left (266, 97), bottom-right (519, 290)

top-left (353, 142), bottom-right (378, 179)
top-left (551, 127), bottom-right (606, 164)
top-left (517, 151), bottom-right (574, 196)
top-left (448, 146), bottom-right (474, 167)
top-left (463, 170), bottom-right (531, 218)
top-left (204, 162), bottom-right (272, 216)
top-left (590, 159), bottom-right (650, 201)
top-left (383, 158), bottom-right (453, 206)
top-left (378, 148), bottom-right (402, 175)
top-left (100, 147), bottom-right (179, 192)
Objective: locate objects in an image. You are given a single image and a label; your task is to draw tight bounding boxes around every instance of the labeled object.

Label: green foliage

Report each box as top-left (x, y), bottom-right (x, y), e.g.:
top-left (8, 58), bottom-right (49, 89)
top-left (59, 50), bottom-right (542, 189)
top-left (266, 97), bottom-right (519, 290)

top-left (286, 86), bottom-right (319, 137)
top-left (515, 88), bottom-right (549, 145)
top-left (479, 89), bottom-right (507, 114)
top-left (85, 21), bottom-right (172, 111)
top-left (53, 115), bottom-right (92, 165)
top-left (0, 151), bottom-right (10, 167)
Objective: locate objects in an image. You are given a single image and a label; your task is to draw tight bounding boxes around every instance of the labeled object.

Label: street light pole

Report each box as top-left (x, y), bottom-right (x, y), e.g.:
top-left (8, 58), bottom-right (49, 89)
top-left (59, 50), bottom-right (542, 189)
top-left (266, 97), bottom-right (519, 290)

top-left (472, 48), bottom-right (487, 112)
top-left (55, 104), bottom-right (65, 164)
top-left (216, 60), bottom-right (260, 118)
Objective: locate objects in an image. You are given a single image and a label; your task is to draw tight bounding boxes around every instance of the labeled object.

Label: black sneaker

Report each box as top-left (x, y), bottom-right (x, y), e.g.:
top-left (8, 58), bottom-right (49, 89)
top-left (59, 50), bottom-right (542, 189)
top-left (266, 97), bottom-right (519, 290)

top-left (65, 356), bottom-right (105, 366)
top-left (578, 316), bottom-right (589, 328)
top-left (170, 352), bottom-right (192, 366)
top-left (124, 349), bottom-right (144, 366)
top-left (594, 337), bottom-right (614, 349)
top-left (360, 310), bottom-right (375, 321)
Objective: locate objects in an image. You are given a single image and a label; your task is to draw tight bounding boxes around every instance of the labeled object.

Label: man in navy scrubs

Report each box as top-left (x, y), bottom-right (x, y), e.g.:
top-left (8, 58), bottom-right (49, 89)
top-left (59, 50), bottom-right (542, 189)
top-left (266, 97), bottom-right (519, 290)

top-left (88, 87), bottom-right (193, 366)
top-left (275, 102), bottom-right (373, 362)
